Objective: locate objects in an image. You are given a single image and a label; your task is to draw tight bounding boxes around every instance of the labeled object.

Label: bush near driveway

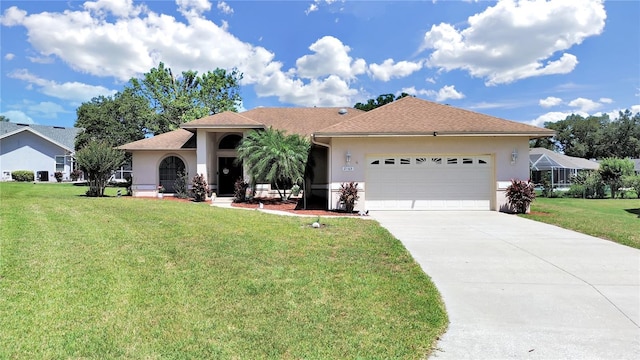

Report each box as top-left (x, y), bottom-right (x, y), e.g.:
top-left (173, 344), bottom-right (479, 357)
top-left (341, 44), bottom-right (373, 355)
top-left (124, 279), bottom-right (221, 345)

top-left (0, 182), bottom-right (447, 359)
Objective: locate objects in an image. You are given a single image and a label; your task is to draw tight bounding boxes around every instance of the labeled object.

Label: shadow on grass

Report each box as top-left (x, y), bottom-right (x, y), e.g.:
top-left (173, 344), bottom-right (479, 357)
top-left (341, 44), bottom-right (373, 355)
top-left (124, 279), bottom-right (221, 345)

top-left (624, 208), bottom-right (640, 218)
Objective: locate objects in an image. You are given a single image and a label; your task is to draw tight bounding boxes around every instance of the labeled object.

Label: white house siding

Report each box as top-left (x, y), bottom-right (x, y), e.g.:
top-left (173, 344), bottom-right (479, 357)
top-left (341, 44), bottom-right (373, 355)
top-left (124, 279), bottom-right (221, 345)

top-left (327, 136), bottom-right (530, 211)
top-left (0, 130), bottom-right (73, 181)
top-left (131, 150), bottom-right (196, 197)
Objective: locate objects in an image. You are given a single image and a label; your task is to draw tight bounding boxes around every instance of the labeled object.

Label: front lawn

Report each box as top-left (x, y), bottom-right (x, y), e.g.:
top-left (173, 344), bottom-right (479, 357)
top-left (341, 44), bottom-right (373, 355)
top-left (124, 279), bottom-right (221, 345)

top-left (0, 182), bottom-right (447, 359)
top-left (524, 197), bottom-right (640, 249)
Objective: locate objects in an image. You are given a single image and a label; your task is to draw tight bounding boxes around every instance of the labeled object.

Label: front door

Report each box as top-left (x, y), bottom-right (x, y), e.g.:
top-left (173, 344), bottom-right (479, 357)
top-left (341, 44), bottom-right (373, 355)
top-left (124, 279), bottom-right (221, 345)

top-left (218, 157), bottom-right (242, 196)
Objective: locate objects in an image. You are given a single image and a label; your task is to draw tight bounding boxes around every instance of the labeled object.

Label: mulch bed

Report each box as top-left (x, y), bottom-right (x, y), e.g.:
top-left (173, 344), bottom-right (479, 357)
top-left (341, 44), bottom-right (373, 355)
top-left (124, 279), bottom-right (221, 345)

top-left (231, 198), bottom-right (359, 217)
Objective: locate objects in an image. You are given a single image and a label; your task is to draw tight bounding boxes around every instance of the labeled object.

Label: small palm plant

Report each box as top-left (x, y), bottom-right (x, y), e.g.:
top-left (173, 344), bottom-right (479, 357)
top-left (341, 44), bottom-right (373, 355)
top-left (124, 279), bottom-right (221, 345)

top-left (236, 127), bottom-right (310, 200)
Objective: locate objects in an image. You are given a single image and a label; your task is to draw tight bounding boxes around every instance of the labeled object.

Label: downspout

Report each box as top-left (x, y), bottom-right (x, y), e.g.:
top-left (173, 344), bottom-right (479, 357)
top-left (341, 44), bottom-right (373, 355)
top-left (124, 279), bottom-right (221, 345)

top-left (311, 134), bottom-right (331, 211)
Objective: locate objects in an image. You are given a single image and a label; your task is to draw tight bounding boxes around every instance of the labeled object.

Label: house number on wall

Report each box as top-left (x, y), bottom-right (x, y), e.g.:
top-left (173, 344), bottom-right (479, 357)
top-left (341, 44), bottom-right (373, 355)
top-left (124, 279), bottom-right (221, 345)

top-left (342, 166), bottom-right (354, 172)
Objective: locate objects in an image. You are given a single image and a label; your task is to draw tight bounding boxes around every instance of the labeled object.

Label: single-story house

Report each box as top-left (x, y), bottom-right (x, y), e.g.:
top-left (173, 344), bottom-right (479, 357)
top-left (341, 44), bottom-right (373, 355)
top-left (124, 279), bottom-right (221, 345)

top-left (529, 147), bottom-right (600, 189)
top-left (0, 122), bottom-right (80, 181)
top-left (118, 96), bottom-right (554, 211)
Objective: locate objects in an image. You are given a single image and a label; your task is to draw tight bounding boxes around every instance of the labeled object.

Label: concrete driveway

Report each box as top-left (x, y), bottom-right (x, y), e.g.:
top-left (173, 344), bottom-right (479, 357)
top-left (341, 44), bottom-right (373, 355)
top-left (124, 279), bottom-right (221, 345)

top-left (372, 211), bottom-right (640, 359)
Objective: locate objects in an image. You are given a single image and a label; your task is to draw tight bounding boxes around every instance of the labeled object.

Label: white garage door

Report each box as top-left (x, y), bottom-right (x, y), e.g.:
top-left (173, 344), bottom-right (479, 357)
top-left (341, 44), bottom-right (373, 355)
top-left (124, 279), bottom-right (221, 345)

top-left (366, 155), bottom-right (492, 210)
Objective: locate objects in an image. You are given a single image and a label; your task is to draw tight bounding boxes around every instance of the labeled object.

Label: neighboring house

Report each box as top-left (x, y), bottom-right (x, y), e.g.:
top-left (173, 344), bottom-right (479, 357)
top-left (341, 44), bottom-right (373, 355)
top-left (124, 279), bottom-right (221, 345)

top-left (633, 159), bottom-right (640, 175)
top-left (529, 147), bottom-right (600, 189)
top-left (0, 122), bottom-right (81, 181)
top-left (118, 97), bottom-right (554, 211)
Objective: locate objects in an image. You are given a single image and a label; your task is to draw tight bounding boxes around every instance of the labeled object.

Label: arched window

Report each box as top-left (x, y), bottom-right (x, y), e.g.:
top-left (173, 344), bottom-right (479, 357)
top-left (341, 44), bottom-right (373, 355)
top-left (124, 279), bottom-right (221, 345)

top-left (159, 156), bottom-right (186, 193)
top-left (219, 134), bottom-right (242, 149)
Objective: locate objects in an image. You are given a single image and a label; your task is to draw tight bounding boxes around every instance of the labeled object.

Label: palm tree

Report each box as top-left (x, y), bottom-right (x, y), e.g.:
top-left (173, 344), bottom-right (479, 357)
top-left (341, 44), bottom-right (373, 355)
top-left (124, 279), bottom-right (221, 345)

top-left (236, 127), bottom-right (311, 200)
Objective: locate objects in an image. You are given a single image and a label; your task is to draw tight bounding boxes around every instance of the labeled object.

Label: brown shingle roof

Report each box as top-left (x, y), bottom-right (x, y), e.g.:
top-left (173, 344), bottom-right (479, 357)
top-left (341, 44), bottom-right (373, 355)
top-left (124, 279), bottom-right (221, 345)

top-left (238, 107), bottom-right (365, 137)
top-left (181, 111), bottom-right (264, 129)
top-left (117, 129), bottom-right (195, 150)
top-left (118, 98), bottom-right (553, 150)
top-left (315, 96), bottom-right (555, 137)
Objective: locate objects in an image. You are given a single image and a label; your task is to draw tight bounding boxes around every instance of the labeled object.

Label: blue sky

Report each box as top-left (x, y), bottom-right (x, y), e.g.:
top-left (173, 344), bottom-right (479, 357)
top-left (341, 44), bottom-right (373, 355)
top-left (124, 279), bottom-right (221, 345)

top-left (1, 0), bottom-right (638, 129)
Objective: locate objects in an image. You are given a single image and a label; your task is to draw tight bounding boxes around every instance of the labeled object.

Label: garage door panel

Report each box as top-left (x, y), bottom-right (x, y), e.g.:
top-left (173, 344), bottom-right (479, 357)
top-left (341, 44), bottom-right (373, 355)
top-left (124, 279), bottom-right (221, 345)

top-left (366, 155), bottom-right (492, 210)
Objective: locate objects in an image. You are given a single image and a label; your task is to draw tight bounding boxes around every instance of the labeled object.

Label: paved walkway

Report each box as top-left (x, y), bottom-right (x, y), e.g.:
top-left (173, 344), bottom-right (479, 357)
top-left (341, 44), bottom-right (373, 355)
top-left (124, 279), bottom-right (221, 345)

top-left (371, 211), bottom-right (640, 359)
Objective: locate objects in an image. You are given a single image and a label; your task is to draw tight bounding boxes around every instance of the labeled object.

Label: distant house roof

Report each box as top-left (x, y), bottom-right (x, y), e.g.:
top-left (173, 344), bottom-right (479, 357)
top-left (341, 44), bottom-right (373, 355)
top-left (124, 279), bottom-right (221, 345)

top-left (530, 148), bottom-right (600, 171)
top-left (0, 122), bottom-right (81, 152)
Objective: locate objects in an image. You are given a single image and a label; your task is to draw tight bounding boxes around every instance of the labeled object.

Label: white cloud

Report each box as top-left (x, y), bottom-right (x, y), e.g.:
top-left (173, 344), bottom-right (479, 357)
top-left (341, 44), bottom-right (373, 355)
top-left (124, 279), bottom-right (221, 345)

top-left (420, 0), bottom-right (606, 85)
top-left (599, 97), bottom-right (613, 104)
top-left (401, 85), bottom-right (464, 102)
top-left (305, 0), bottom-right (339, 15)
top-left (26, 101), bottom-right (68, 119)
top-left (568, 97), bottom-right (601, 112)
top-left (84, 0), bottom-right (146, 18)
top-left (434, 85), bottom-right (465, 101)
top-left (217, 1), bottom-right (233, 15)
top-left (368, 59), bottom-right (423, 82)
top-left (296, 36), bottom-right (366, 80)
top-left (8, 69), bottom-right (117, 103)
top-left (539, 96), bottom-right (562, 108)
top-left (176, 0), bottom-right (212, 17)
top-left (1, 110), bottom-right (34, 124)
top-left (529, 111), bottom-right (581, 127)
top-left (4, 53), bottom-right (15, 60)
top-left (0, 2), bottom-right (366, 108)
top-left (28, 56), bottom-right (54, 64)
top-left (305, 3), bottom-right (319, 15)
top-left (0, 6), bottom-right (26, 26)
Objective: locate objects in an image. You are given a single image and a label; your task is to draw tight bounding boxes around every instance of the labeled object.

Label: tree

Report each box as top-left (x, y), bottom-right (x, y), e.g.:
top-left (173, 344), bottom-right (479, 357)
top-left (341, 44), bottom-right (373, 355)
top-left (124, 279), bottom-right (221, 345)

top-left (601, 110), bottom-right (640, 158)
top-left (0, 115), bottom-right (9, 122)
top-left (236, 127), bottom-right (311, 200)
top-left (75, 141), bottom-right (125, 197)
top-left (75, 88), bottom-right (152, 149)
top-left (537, 111), bottom-right (640, 159)
top-left (598, 158), bottom-right (635, 199)
top-left (128, 62), bottom-right (242, 135)
top-left (354, 93), bottom-right (410, 111)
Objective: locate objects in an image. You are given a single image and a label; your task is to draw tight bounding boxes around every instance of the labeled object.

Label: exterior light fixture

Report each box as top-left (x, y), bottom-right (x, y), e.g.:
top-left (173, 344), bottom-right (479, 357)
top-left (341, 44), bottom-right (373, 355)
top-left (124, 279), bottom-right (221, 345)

top-left (511, 148), bottom-right (518, 163)
top-left (346, 151), bottom-right (351, 165)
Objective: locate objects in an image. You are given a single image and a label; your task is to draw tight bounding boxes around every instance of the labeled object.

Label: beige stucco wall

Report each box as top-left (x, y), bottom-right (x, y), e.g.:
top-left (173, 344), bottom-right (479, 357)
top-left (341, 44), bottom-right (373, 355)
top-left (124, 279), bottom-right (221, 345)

top-left (325, 136), bottom-right (531, 211)
top-left (131, 150), bottom-right (196, 197)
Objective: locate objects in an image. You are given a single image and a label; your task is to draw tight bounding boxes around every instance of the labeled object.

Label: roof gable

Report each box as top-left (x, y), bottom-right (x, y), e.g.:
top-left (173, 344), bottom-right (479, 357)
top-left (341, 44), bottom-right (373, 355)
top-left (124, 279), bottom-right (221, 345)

top-left (117, 129), bottom-right (195, 150)
top-left (0, 122), bottom-right (80, 150)
top-left (315, 96), bottom-right (555, 137)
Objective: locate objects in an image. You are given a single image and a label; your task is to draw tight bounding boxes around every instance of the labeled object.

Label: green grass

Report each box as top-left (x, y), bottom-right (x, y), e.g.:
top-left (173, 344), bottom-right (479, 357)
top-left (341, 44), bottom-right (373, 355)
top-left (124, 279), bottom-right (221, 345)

top-left (0, 182), bottom-right (447, 359)
top-left (524, 197), bottom-right (640, 249)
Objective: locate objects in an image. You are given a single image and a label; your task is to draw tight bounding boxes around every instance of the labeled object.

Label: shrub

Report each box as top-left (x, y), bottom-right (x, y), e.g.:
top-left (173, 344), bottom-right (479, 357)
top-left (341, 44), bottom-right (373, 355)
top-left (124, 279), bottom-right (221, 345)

top-left (623, 174), bottom-right (640, 199)
top-left (540, 172), bottom-right (555, 197)
top-left (75, 141), bottom-right (125, 197)
top-left (70, 169), bottom-right (83, 181)
top-left (338, 182), bottom-right (359, 213)
top-left (173, 170), bottom-right (189, 199)
top-left (125, 176), bottom-right (133, 196)
top-left (570, 171), bottom-right (605, 199)
top-left (233, 178), bottom-right (249, 203)
top-left (191, 173), bottom-right (208, 202)
top-left (54, 171), bottom-right (63, 182)
top-left (11, 170), bottom-right (34, 182)
top-left (505, 179), bottom-right (535, 214)
top-left (598, 158), bottom-right (635, 199)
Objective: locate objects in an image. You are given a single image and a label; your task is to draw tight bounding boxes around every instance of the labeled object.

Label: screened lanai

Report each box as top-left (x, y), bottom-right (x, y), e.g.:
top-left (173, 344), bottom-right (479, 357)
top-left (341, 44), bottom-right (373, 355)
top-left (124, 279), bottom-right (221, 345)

top-left (530, 148), bottom-right (600, 189)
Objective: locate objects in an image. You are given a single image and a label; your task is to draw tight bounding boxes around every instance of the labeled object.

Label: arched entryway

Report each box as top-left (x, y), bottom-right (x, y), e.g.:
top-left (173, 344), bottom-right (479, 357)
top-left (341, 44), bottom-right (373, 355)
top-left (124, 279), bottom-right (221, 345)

top-left (218, 134), bottom-right (243, 196)
top-left (159, 156), bottom-right (186, 193)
